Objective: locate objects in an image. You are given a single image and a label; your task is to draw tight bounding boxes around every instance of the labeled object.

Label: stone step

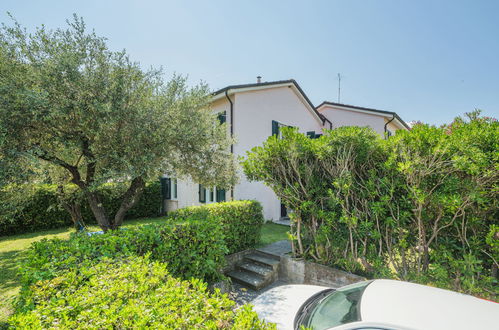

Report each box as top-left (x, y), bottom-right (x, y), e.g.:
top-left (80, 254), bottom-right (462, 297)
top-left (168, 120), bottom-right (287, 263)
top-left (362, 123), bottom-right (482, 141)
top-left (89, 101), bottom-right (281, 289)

top-left (254, 249), bottom-right (282, 261)
top-left (227, 270), bottom-right (266, 291)
top-left (244, 253), bottom-right (280, 270)
top-left (238, 262), bottom-right (273, 278)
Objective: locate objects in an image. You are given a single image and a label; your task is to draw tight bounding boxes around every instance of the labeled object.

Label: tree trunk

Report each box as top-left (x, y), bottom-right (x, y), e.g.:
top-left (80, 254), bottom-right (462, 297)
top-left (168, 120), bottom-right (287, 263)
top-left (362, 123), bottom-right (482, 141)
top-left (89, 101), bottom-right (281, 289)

top-left (112, 176), bottom-right (146, 229)
top-left (87, 192), bottom-right (111, 232)
top-left (57, 185), bottom-right (85, 231)
top-left (64, 201), bottom-right (84, 230)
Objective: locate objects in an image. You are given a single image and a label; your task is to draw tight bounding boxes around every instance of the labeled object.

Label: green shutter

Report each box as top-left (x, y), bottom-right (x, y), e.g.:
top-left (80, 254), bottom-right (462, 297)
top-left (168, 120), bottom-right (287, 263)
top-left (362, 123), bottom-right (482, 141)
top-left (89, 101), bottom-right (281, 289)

top-left (173, 179), bottom-right (177, 199)
top-left (272, 120), bottom-right (280, 136)
top-left (217, 112), bottom-right (226, 124)
top-left (199, 184), bottom-right (206, 203)
top-left (210, 188), bottom-right (214, 202)
top-left (160, 178), bottom-right (171, 200)
top-left (216, 188), bottom-right (226, 202)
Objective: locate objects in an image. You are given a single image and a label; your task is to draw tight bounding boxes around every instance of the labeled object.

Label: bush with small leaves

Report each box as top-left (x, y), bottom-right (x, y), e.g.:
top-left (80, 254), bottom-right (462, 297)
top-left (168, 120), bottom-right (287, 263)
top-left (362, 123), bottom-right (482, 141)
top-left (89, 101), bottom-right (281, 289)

top-left (11, 257), bottom-right (275, 329)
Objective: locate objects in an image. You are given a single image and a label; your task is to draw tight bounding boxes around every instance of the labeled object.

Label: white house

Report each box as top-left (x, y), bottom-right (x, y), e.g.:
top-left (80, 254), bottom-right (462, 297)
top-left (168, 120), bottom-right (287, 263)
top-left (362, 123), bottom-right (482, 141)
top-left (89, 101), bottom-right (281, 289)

top-left (162, 79), bottom-right (409, 221)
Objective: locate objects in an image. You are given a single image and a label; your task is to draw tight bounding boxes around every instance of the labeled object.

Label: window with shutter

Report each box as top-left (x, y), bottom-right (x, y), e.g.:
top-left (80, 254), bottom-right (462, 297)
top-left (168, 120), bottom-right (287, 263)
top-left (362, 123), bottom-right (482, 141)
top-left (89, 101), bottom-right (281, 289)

top-left (199, 184), bottom-right (206, 203)
top-left (216, 188), bottom-right (226, 202)
top-left (306, 131), bottom-right (315, 139)
top-left (272, 120), bottom-right (279, 136)
top-left (160, 178), bottom-right (171, 200)
top-left (217, 112), bottom-right (226, 124)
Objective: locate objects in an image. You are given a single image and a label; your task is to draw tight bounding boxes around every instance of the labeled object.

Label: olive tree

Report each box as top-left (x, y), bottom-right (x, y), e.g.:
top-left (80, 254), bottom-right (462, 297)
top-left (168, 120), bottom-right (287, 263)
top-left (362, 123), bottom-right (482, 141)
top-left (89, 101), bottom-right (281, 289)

top-left (0, 16), bottom-right (236, 231)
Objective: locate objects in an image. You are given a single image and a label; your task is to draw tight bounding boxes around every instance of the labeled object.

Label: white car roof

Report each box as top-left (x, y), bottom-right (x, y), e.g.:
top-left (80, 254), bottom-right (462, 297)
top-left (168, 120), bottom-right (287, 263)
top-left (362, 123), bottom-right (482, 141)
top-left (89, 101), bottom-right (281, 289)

top-left (360, 279), bottom-right (499, 330)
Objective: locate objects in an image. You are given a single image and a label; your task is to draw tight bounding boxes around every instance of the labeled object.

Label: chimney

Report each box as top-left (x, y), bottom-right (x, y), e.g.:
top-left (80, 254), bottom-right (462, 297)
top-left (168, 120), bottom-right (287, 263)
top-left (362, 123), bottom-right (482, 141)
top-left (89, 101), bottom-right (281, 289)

top-left (256, 76), bottom-right (262, 84)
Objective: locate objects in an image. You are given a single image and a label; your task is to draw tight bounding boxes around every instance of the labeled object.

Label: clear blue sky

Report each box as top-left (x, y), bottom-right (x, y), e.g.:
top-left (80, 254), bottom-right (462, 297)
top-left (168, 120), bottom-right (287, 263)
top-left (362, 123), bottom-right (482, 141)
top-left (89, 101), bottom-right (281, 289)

top-left (2, 0), bottom-right (498, 125)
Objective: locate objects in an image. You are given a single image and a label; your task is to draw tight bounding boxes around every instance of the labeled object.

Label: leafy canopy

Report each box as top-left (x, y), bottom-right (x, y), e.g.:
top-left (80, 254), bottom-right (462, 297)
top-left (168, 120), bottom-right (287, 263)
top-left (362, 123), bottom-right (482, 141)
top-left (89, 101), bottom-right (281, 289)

top-left (0, 14), bottom-right (235, 188)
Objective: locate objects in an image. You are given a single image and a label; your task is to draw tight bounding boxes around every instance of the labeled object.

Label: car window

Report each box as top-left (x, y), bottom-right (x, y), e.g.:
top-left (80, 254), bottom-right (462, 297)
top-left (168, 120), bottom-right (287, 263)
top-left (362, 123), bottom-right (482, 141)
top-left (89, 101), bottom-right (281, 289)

top-left (301, 281), bottom-right (371, 330)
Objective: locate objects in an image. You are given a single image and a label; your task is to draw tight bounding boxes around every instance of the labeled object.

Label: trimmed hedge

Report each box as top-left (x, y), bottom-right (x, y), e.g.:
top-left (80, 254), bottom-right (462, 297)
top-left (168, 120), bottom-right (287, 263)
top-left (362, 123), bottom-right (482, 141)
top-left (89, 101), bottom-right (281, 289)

top-left (0, 181), bottom-right (161, 236)
top-left (167, 200), bottom-right (264, 254)
top-left (19, 218), bottom-right (227, 295)
top-left (10, 257), bottom-right (275, 329)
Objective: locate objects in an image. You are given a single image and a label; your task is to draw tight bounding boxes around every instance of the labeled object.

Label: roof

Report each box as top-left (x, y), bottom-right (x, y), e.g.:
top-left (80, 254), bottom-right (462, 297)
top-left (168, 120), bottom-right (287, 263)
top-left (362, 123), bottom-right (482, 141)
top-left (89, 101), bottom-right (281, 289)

top-left (361, 279), bottom-right (498, 330)
top-left (212, 79), bottom-right (331, 127)
top-left (317, 101), bottom-right (410, 130)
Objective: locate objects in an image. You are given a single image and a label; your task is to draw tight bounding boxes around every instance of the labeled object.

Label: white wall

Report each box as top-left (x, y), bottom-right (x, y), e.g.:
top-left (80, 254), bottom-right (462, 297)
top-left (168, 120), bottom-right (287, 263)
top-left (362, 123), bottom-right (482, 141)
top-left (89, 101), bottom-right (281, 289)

top-left (318, 105), bottom-right (387, 135)
top-left (318, 104), bottom-right (407, 137)
top-left (170, 90), bottom-right (407, 220)
top-left (232, 86), bottom-right (324, 220)
top-left (171, 98), bottom-right (232, 210)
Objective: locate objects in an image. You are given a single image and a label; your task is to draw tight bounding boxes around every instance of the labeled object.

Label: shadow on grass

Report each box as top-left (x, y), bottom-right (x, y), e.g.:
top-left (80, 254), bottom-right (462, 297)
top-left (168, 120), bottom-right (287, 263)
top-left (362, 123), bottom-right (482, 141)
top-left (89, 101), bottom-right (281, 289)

top-left (0, 226), bottom-right (73, 244)
top-left (0, 249), bottom-right (27, 324)
top-left (0, 249), bottom-right (26, 293)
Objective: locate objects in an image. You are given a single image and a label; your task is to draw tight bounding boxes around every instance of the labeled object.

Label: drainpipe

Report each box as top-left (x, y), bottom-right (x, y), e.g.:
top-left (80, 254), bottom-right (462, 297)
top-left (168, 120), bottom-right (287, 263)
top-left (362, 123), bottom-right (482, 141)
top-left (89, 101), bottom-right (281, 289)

top-left (384, 114), bottom-right (395, 139)
top-left (325, 117), bottom-right (333, 129)
top-left (225, 90), bottom-right (235, 200)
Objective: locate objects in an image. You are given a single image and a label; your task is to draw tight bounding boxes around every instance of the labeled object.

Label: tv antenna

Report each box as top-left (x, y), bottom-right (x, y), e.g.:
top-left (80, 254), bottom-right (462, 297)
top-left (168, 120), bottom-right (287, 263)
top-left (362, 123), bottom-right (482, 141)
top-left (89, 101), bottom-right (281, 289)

top-left (337, 73), bottom-right (342, 103)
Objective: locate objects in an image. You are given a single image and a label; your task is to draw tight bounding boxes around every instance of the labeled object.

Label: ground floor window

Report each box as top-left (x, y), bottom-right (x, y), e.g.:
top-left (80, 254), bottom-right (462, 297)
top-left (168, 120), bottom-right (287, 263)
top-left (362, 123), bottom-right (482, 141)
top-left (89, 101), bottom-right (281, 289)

top-left (216, 188), bottom-right (226, 202)
top-left (199, 184), bottom-right (206, 203)
top-left (160, 177), bottom-right (178, 200)
top-left (280, 202), bottom-right (288, 218)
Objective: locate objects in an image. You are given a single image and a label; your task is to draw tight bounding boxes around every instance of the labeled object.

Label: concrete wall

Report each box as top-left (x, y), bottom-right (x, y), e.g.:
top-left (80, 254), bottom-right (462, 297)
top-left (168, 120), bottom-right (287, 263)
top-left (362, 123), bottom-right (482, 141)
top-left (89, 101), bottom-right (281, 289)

top-left (279, 256), bottom-right (366, 288)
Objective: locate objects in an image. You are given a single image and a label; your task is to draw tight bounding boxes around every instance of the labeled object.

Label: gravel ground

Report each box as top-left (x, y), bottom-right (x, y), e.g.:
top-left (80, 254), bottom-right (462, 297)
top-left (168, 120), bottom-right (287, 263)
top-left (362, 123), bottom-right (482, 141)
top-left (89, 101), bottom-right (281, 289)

top-left (227, 280), bottom-right (289, 306)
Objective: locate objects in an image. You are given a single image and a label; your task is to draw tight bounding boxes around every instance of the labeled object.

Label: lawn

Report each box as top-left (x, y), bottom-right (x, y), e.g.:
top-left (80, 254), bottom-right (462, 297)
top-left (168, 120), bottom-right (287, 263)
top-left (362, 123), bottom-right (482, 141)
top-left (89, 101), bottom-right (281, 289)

top-left (258, 222), bottom-right (289, 247)
top-left (0, 217), bottom-right (166, 323)
top-left (0, 219), bottom-right (288, 322)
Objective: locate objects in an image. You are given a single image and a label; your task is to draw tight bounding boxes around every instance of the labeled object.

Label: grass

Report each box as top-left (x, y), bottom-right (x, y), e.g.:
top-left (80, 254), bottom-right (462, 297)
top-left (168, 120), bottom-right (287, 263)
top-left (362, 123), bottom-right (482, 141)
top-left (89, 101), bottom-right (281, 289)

top-left (0, 216), bottom-right (166, 323)
top-left (258, 222), bottom-right (289, 247)
top-left (0, 219), bottom-right (289, 322)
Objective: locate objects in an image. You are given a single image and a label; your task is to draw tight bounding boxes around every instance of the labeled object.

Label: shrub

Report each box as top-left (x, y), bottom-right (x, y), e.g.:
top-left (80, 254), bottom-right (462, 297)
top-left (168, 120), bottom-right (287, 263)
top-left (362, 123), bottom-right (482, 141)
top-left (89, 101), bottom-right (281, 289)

top-left (0, 181), bottom-right (161, 236)
top-left (242, 112), bottom-right (498, 300)
top-left (19, 218), bottom-right (227, 298)
top-left (167, 200), bottom-right (264, 253)
top-left (10, 257), bottom-right (275, 329)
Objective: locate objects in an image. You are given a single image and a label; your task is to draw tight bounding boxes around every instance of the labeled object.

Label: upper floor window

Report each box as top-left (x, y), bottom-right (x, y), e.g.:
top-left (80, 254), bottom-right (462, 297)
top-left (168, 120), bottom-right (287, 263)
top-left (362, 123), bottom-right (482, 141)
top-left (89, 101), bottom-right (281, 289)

top-left (306, 131), bottom-right (322, 139)
top-left (217, 112), bottom-right (227, 124)
top-left (272, 120), bottom-right (294, 138)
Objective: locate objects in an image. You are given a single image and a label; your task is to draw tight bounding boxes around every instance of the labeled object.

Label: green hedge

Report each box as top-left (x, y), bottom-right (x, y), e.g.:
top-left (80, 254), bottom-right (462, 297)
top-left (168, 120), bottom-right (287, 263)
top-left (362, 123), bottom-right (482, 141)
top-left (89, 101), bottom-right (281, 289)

top-left (167, 200), bottom-right (264, 254)
top-left (19, 218), bottom-right (227, 297)
top-left (0, 181), bottom-right (161, 236)
top-left (11, 257), bottom-right (275, 329)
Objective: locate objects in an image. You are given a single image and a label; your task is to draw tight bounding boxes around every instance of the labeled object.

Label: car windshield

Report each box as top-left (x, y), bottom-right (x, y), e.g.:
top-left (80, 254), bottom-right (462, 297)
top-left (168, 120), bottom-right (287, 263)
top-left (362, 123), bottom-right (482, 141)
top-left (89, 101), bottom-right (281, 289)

top-left (300, 281), bottom-right (371, 330)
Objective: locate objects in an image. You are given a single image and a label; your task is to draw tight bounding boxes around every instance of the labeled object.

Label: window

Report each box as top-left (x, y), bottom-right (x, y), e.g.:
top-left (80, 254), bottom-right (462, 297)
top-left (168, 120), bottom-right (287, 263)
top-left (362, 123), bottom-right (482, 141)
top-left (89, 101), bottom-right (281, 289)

top-left (272, 120), bottom-right (295, 138)
top-left (299, 281), bottom-right (371, 329)
top-left (216, 188), bottom-right (226, 202)
top-left (199, 184), bottom-right (206, 203)
top-left (160, 178), bottom-right (171, 200)
top-left (160, 177), bottom-right (178, 200)
top-left (217, 112), bottom-right (226, 124)
top-left (306, 131), bottom-right (315, 139)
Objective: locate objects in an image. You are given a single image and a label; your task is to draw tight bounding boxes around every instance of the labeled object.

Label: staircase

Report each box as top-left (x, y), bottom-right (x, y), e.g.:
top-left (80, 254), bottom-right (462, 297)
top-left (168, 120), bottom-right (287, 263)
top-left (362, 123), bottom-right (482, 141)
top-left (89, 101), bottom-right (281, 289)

top-left (227, 250), bottom-right (281, 291)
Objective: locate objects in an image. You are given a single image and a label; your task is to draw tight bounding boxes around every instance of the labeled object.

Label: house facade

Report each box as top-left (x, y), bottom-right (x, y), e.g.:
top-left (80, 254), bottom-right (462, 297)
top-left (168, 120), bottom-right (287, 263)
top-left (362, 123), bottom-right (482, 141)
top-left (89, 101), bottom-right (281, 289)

top-left (162, 79), bottom-right (408, 220)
